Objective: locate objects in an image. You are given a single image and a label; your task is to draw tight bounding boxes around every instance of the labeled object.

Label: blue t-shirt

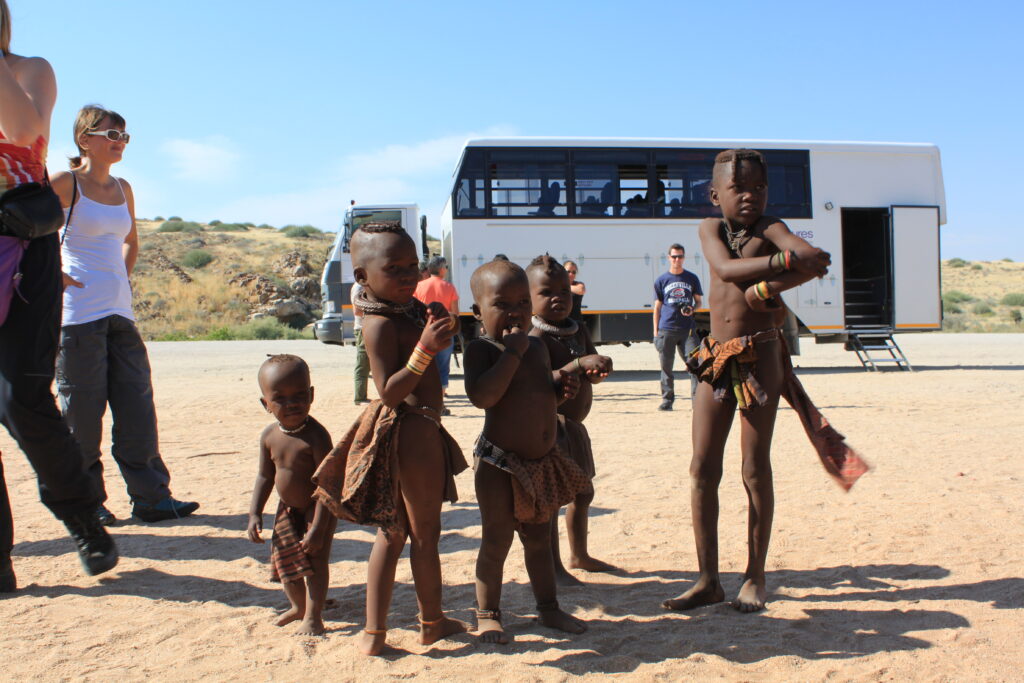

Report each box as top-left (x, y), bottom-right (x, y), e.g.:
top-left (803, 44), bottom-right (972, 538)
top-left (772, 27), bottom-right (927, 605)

top-left (654, 270), bottom-right (703, 333)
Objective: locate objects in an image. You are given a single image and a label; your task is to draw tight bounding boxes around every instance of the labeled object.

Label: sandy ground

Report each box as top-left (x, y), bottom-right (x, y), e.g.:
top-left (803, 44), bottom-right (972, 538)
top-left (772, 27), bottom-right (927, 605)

top-left (2, 333), bottom-right (1022, 681)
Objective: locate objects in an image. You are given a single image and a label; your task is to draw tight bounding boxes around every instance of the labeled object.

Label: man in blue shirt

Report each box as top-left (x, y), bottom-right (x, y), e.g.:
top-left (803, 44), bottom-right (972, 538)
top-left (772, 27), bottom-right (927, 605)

top-left (653, 243), bottom-right (703, 410)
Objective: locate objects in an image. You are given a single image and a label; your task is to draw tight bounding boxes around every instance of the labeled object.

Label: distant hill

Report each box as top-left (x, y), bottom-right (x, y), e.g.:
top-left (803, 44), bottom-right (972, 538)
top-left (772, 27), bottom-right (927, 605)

top-left (940, 258), bottom-right (1024, 332)
top-left (127, 223), bottom-right (1023, 339)
top-left (130, 220), bottom-right (333, 340)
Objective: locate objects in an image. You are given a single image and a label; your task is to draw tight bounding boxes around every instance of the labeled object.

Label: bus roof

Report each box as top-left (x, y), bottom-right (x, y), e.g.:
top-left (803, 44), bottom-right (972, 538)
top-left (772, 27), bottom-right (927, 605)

top-left (463, 137), bottom-right (939, 155)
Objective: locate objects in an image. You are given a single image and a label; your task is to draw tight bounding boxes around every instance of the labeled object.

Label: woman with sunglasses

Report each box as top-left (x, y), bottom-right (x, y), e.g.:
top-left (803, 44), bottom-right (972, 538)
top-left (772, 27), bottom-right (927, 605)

top-left (51, 105), bottom-right (199, 526)
top-left (0, 2), bottom-right (119, 592)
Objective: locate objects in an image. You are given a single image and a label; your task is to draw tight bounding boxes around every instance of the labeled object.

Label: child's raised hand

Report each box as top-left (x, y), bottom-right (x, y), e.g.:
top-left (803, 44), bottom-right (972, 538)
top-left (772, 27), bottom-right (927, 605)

top-left (792, 246), bottom-right (831, 278)
top-left (558, 368), bottom-right (581, 400)
top-left (246, 514), bottom-right (264, 543)
top-left (500, 325), bottom-right (530, 357)
top-left (419, 312), bottom-right (454, 353)
top-left (578, 354), bottom-right (613, 378)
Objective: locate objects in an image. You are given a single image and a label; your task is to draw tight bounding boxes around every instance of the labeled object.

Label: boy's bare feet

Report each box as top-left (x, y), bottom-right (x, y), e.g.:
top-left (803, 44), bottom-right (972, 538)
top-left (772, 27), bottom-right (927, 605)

top-left (358, 629), bottom-right (388, 656)
top-left (569, 555), bottom-right (618, 573)
top-left (554, 564), bottom-right (585, 587)
top-left (295, 616), bottom-right (325, 636)
top-left (662, 577), bottom-right (725, 611)
top-left (419, 615), bottom-right (469, 646)
top-left (475, 609), bottom-right (509, 644)
top-left (274, 606), bottom-right (304, 627)
top-left (536, 602), bottom-right (587, 634)
top-left (732, 576), bottom-right (767, 612)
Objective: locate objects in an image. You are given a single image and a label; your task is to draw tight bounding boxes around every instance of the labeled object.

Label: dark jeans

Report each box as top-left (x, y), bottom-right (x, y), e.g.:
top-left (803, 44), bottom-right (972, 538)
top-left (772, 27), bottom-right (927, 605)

top-left (0, 235), bottom-right (100, 558)
top-left (655, 328), bottom-right (699, 403)
top-left (56, 314), bottom-right (171, 505)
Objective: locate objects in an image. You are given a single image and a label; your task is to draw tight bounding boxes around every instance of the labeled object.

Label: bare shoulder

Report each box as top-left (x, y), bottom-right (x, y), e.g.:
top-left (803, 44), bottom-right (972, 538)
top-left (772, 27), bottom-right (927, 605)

top-left (8, 55), bottom-right (54, 79)
top-left (307, 417), bottom-right (333, 451)
top-left (259, 422), bottom-right (276, 445)
top-left (698, 217), bottom-right (722, 239)
top-left (116, 177), bottom-right (135, 194)
top-left (760, 215), bottom-right (790, 237)
top-left (50, 170), bottom-right (75, 201)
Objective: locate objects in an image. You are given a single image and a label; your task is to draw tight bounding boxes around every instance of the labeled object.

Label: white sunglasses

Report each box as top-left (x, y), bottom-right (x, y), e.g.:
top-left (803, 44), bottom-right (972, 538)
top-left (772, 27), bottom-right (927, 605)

top-left (86, 129), bottom-right (131, 143)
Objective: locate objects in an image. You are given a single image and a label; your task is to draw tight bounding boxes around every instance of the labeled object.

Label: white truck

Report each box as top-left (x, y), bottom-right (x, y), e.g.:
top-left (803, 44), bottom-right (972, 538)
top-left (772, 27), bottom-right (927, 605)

top-left (314, 203), bottom-right (427, 345)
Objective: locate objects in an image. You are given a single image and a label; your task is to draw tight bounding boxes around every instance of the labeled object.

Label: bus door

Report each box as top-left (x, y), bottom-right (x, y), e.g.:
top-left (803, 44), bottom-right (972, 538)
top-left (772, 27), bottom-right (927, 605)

top-left (891, 205), bottom-right (941, 330)
top-left (841, 208), bottom-right (893, 330)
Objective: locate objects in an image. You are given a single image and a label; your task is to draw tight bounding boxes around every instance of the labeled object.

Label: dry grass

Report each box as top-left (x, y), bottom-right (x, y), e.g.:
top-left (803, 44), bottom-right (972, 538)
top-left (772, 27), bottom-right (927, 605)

top-left (131, 220), bottom-right (333, 340)
top-left (941, 258), bottom-right (1024, 332)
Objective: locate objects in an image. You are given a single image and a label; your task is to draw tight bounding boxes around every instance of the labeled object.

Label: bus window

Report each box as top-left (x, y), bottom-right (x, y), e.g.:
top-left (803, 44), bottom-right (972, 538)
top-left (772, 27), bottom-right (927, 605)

top-left (763, 150), bottom-right (812, 218)
top-left (573, 149), bottom-right (650, 218)
top-left (454, 148), bottom-right (486, 217)
top-left (655, 148), bottom-right (719, 218)
top-left (489, 149), bottom-right (568, 217)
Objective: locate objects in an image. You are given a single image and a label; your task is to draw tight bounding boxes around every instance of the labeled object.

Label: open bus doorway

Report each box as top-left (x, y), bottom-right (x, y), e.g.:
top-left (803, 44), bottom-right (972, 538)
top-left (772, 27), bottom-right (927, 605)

top-left (841, 208), bottom-right (893, 330)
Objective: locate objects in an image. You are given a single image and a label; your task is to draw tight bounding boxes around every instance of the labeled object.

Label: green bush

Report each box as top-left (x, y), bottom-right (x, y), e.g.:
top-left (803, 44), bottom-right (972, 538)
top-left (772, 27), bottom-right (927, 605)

top-left (942, 301), bottom-right (962, 314)
top-left (1000, 292), bottom-right (1024, 306)
top-left (204, 326), bottom-right (235, 340)
top-left (943, 290), bottom-right (973, 304)
top-left (947, 257), bottom-right (969, 268)
top-left (157, 220), bottom-right (203, 233)
top-left (209, 222), bottom-right (249, 232)
top-left (281, 224), bottom-right (322, 238)
top-left (181, 249), bottom-right (214, 269)
top-left (971, 302), bottom-right (994, 315)
top-left (168, 215), bottom-right (182, 221)
top-left (1010, 309), bottom-right (1023, 324)
top-left (208, 219), bottom-right (222, 226)
top-left (152, 215), bottom-right (165, 222)
top-left (1001, 257), bottom-right (1014, 263)
top-left (256, 223), bottom-right (275, 230)
top-left (971, 264), bottom-right (983, 271)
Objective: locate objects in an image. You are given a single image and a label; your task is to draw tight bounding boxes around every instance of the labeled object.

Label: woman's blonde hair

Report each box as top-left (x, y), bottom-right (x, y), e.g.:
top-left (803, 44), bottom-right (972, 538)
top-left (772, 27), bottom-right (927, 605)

top-left (69, 104), bottom-right (126, 169)
top-left (1, 0), bottom-right (12, 57)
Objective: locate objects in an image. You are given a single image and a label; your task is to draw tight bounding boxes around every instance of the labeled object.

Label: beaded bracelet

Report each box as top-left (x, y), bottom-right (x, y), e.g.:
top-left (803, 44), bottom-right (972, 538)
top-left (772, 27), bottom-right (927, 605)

top-left (753, 281), bottom-right (772, 301)
top-left (573, 357), bottom-right (583, 372)
top-left (405, 342), bottom-right (436, 376)
top-left (769, 250), bottom-right (793, 273)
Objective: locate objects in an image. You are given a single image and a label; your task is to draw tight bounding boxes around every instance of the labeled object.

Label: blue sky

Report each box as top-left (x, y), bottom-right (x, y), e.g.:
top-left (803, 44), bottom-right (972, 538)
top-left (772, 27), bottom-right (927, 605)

top-left (10, 0), bottom-right (1023, 260)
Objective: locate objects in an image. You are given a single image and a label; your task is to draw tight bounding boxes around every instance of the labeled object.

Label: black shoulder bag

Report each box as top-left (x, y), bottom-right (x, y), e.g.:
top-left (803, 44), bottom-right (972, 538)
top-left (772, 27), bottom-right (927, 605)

top-left (0, 169), bottom-right (66, 240)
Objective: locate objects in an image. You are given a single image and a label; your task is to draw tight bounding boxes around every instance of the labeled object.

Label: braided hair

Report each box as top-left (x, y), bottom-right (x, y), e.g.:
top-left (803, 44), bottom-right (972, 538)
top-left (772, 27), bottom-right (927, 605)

top-left (526, 253), bottom-right (567, 279)
top-left (712, 148), bottom-right (768, 187)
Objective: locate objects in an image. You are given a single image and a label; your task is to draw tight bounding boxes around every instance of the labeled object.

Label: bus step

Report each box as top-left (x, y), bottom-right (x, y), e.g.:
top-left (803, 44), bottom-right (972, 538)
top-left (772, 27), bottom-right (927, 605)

top-left (847, 333), bottom-right (913, 372)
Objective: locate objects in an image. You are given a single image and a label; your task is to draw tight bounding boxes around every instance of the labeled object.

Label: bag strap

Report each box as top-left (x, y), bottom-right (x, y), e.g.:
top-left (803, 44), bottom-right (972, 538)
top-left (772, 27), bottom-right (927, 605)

top-left (61, 172), bottom-right (78, 245)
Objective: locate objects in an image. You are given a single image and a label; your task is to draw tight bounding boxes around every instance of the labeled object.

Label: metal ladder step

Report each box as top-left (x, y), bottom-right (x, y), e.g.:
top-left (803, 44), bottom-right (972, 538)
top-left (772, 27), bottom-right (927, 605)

top-left (847, 333), bottom-right (913, 372)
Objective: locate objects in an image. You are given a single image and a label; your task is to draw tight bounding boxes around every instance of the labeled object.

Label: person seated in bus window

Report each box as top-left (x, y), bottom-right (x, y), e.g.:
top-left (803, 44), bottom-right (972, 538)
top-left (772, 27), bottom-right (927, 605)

top-left (464, 259), bottom-right (590, 644)
top-left (578, 196), bottom-right (604, 216)
top-left (668, 198), bottom-right (685, 217)
top-left (526, 255), bottom-right (617, 586)
top-left (663, 149), bottom-right (868, 615)
top-left (534, 180), bottom-right (561, 216)
top-left (623, 194), bottom-right (649, 217)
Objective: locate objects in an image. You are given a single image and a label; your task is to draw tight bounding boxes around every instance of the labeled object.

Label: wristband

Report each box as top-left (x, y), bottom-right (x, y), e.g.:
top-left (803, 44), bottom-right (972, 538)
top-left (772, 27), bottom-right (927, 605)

top-left (754, 281), bottom-right (772, 301)
top-left (573, 357), bottom-right (583, 372)
top-left (405, 342), bottom-right (436, 376)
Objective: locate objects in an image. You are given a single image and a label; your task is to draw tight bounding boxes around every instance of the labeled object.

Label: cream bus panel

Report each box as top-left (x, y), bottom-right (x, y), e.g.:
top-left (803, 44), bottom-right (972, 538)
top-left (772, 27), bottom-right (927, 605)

top-left (893, 206), bottom-right (941, 329)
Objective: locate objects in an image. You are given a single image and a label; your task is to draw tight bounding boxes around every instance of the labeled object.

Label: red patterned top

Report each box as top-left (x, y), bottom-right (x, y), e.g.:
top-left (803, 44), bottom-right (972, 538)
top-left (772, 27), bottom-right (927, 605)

top-left (0, 134), bottom-right (47, 192)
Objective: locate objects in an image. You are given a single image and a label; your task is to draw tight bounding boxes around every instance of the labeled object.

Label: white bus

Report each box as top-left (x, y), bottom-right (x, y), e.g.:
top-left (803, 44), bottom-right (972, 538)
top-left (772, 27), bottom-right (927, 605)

top-left (440, 137), bottom-right (946, 351)
top-left (314, 203), bottom-right (427, 344)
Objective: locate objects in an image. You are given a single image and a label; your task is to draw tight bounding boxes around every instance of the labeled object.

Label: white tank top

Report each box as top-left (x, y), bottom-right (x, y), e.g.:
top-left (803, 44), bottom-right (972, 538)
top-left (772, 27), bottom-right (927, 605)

top-left (60, 176), bottom-right (135, 326)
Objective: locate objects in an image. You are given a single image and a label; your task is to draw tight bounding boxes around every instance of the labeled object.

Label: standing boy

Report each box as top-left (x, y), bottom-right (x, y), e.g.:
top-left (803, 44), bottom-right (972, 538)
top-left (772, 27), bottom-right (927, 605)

top-left (313, 222), bottom-right (468, 655)
top-left (248, 354), bottom-right (336, 636)
top-left (663, 149), bottom-right (868, 614)
top-left (526, 255), bottom-right (616, 585)
top-left (653, 244), bottom-right (703, 410)
top-left (464, 259), bottom-right (591, 644)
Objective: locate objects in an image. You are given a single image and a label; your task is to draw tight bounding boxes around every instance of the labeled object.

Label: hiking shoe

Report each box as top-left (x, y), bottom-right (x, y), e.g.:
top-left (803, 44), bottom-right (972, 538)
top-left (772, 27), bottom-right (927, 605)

top-left (63, 511), bottom-right (119, 576)
top-left (132, 497), bottom-right (200, 523)
top-left (658, 401), bottom-right (673, 411)
top-left (96, 505), bottom-right (117, 527)
top-left (0, 556), bottom-right (15, 593)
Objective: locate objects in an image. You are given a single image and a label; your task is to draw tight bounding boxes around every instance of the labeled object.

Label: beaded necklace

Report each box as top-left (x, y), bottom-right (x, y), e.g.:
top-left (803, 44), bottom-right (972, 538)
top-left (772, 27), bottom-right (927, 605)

top-left (353, 288), bottom-right (426, 327)
top-left (278, 418), bottom-right (308, 435)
